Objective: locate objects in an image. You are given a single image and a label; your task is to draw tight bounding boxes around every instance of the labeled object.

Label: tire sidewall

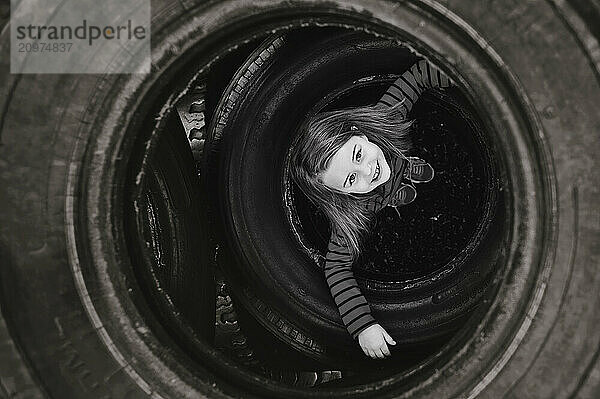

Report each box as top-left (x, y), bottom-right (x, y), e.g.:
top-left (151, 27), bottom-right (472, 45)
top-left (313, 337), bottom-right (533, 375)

top-left (0, 1), bottom-right (598, 398)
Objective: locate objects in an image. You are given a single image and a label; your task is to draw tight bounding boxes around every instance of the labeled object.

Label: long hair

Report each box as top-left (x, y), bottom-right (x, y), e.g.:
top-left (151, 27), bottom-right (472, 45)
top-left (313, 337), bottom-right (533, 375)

top-left (291, 101), bottom-right (413, 258)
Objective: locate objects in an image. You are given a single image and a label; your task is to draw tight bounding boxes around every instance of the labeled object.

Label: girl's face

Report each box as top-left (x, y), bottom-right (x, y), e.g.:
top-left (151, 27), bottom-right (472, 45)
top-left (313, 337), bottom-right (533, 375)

top-left (320, 135), bottom-right (391, 194)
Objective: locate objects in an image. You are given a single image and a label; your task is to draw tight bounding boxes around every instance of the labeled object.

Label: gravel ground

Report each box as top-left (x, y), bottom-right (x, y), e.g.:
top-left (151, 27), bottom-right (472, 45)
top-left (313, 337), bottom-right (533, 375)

top-left (356, 88), bottom-right (486, 278)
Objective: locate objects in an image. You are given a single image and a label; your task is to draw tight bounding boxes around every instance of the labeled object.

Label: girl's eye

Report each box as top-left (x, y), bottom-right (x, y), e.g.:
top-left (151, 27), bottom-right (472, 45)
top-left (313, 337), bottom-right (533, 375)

top-left (356, 149), bottom-right (362, 162)
top-left (349, 173), bottom-right (356, 186)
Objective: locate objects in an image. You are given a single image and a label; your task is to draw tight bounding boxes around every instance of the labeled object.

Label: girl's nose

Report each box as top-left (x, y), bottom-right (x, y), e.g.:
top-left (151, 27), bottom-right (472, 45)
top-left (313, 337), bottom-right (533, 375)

top-left (358, 161), bottom-right (372, 177)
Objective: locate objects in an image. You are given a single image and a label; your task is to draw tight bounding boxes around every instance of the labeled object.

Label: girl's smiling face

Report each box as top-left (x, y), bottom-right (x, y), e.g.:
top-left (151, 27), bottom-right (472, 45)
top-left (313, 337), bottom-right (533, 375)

top-left (320, 135), bottom-right (391, 194)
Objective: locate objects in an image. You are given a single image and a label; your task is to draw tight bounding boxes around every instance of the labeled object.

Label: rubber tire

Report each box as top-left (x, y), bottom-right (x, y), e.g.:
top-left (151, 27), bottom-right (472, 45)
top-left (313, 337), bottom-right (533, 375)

top-left (1, 0), bottom-right (599, 398)
top-left (208, 30), bottom-right (504, 360)
top-left (0, 1), bottom-right (224, 398)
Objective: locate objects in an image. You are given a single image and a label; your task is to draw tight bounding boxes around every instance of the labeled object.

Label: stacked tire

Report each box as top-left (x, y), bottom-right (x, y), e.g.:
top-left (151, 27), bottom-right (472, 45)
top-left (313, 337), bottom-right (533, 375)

top-left (1, 1), bottom-right (599, 398)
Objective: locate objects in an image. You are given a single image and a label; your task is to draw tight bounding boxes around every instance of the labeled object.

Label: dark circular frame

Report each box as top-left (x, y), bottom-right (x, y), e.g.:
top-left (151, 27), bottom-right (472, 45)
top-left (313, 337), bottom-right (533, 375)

top-left (207, 29), bottom-right (505, 366)
top-left (66, 1), bottom-right (552, 397)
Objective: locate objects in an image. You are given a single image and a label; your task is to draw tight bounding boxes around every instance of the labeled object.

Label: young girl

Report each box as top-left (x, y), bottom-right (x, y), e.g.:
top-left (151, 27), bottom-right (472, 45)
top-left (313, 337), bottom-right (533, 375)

top-left (291, 59), bottom-right (453, 359)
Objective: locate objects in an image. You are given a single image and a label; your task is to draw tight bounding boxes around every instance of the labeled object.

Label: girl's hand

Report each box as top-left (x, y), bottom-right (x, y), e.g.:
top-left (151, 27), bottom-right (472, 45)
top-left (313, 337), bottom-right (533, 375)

top-left (357, 324), bottom-right (396, 359)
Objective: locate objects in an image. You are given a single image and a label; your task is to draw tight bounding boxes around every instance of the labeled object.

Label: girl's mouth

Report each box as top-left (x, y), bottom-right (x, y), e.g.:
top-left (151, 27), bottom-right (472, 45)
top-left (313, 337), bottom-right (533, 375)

top-left (371, 160), bottom-right (381, 183)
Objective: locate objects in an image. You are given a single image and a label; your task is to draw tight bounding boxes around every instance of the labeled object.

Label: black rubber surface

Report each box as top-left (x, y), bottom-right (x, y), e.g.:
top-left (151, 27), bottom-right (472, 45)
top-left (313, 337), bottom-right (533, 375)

top-left (0, 0), bottom-right (599, 398)
top-left (209, 31), bottom-right (503, 364)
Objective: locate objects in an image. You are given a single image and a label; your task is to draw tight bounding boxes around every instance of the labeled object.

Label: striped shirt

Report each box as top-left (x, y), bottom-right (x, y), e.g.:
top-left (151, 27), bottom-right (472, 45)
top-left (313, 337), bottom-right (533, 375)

top-left (325, 59), bottom-right (453, 339)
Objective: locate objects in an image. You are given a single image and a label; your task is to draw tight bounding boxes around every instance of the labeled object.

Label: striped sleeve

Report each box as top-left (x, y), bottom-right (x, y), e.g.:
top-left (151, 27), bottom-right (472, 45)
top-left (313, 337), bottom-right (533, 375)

top-left (324, 229), bottom-right (377, 339)
top-left (377, 59), bottom-right (454, 117)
